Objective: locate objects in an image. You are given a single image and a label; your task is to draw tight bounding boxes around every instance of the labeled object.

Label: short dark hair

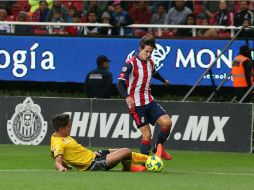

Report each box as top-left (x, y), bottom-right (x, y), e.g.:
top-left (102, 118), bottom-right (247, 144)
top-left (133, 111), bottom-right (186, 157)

top-left (140, 34), bottom-right (156, 49)
top-left (157, 3), bottom-right (166, 9)
top-left (239, 45), bottom-right (252, 58)
top-left (51, 113), bottom-right (70, 131)
top-left (69, 6), bottom-right (77, 11)
top-left (39, 0), bottom-right (48, 5)
top-left (73, 11), bottom-right (82, 18)
top-left (87, 8), bottom-right (97, 17)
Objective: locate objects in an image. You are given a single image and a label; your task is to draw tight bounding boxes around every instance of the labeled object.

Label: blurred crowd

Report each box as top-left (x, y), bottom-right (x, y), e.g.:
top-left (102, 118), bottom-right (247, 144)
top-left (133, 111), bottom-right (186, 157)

top-left (0, 0), bottom-right (253, 38)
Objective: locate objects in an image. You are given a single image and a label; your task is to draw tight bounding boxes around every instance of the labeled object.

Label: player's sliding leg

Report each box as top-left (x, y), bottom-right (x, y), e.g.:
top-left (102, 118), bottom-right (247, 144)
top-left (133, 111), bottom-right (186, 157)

top-left (122, 152), bottom-right (148, 172)
top-left (106, 148), bottom-right (148, 172)
top-left (129, 152), bottom-right (148, 172)
top-left (106, 148), bottom-right (132, 170)
top-left (131, 152), bottom-right (149, 164)
top-left (130, 165), bottom-right (146, 172)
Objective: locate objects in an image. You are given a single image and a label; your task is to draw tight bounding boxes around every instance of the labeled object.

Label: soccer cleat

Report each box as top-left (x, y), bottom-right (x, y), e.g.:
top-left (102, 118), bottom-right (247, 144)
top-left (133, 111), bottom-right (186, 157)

top-left (155, 143), bottom-right (172, 160)
top-left (155, 143), bottom-right (163, 158)
top-left (162, 149), bottom-right (172, 160)
top-left (130, 165), bottom-right (147, 172)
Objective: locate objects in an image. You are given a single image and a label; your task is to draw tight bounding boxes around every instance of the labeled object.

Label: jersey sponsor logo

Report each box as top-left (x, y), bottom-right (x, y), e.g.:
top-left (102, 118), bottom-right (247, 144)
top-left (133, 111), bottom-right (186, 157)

top-left (127, 43), bottom-right (170, 72)
top-left (7, 97), bottom-right (47, 145)
top-left (141, 117), bottom-right (145, 124)
top-left (67, 112), bottom-right (229, 142)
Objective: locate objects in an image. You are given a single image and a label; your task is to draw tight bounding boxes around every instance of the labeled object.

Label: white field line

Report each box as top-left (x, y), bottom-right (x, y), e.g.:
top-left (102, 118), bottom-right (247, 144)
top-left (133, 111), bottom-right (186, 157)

top-left (169, 170), bottom-right (254, 177)
top-left (0, 169), bottom-right (55, 172)
top-left (0, 169), bottom-right (253, 177)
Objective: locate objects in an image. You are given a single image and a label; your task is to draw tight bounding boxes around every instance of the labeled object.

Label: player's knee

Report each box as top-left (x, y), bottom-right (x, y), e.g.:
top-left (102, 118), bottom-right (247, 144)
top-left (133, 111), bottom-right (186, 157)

top-left (122, 148), bottom-right (132, 155)
top-left (142, 134), bottom-right (152, 141)
top-left (161, 116), bottom-right (172, 129)
top-left (167, 118), bottom-right (172, 129)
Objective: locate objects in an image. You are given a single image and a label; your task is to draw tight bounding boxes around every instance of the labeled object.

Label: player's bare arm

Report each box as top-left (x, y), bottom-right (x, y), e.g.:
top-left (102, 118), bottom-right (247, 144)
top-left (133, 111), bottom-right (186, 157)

top-left (54, 155), bottom-right (67, 172)
top-left (125, 96), bottom-right (135, 109)
top-left (163, 80), bottom-right (170, 87)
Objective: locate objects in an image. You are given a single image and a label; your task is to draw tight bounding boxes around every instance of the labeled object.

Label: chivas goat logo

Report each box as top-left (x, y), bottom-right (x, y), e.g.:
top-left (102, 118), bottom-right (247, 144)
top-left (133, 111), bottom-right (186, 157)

top-left (7, 97), bottom-right (47, 145)
top-left (126, 43), bottom-right (171, 71)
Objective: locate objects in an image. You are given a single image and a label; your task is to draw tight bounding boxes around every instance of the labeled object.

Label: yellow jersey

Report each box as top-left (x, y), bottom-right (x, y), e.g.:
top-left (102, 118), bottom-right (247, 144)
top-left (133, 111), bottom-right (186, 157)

top-left (50, 133), bottom-right (96, 171)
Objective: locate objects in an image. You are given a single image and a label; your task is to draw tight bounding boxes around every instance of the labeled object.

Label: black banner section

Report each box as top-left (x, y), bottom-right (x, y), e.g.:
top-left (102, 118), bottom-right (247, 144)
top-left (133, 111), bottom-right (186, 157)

top-left (0, 97), bottom-right (252, 152)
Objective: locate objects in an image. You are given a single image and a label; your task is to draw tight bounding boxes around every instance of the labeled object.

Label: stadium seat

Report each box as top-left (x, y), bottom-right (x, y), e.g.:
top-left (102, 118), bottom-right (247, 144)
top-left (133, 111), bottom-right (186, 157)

top-left (73, 1), bottom-right (84, 11)
top-left (16, 1), bottom-right (31, 12)
top-left (11, 4), bottom-right (25, 18)
top-left (6, 15), bottom-right (16, 21)
top-left (34, 29), bottom-right (48, 34)
top-left (134, 30), bottom-right (148, 36)
top-left (155, 31), bottom-right (175, 38)
top-left (61, 1), bottom-right (83, 11)
top-left (217, 31), bottom-right (231, 38)
top-left (81, 16), bottom-right (87, 23)
top-left (193, 2), bottom-right (203, 15)
top-left (61, 1), bottom-right (74, 9)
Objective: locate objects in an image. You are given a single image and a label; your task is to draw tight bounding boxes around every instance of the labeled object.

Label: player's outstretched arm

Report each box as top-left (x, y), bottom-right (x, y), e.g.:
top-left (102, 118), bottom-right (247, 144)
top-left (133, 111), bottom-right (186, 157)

top-left (153, 72), bottom-right (170, 86)
top-left (55, 155), bottom-right (67, 172)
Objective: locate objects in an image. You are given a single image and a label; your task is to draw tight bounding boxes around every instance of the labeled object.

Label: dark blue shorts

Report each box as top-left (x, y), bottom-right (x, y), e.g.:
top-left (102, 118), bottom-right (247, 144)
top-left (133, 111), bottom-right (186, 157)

top-left (87, 156), bottom-right (108, 171)
top-left (86, 149), bottom-right (110, 171)
top-left (129, 101), bottom-right (167, 128)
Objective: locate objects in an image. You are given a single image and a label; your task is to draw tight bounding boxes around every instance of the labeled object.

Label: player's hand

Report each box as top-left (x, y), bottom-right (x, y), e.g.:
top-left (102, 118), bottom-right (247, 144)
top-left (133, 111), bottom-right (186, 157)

top-left (94, 151), bottom-right (101, 157)
top-left (163, 80), bottom-right (170, 87)
top-left (126, 96), bottom-right (135, 109)
top-left (58, 167), bottom-right (67, 172)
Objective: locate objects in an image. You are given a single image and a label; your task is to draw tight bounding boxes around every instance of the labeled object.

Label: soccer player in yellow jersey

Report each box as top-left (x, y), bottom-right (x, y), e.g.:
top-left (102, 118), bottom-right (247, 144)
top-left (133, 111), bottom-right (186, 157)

top-left (50, 113), bottom-right (149, 172)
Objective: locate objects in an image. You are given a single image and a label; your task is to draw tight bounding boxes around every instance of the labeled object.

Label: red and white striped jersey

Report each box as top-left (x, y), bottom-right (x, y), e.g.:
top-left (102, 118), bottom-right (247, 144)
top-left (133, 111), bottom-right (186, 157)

top-left (118, 55), bottom-right (155, 106)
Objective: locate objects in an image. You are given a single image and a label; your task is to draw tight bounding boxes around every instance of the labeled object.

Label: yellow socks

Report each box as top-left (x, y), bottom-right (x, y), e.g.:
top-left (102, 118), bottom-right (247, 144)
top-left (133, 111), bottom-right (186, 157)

top-left (131, 152), bottom-right (149, 164)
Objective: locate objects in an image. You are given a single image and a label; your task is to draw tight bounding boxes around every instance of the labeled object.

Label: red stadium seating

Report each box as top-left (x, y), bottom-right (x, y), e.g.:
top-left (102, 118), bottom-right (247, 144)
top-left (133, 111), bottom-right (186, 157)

top-left (154, 31), bottom-right (175, 38)
top-left (11, 4), bottom-right (25, 17)
top-left (6, 15), bottom-right (16, 21)
top-left (217, 31), bottom-right (231, 38)
top-left (134, 30), bottom-right (148, 36)
top-left (34, 29), bottom-right (48, 34)
top-left (73, 1), bottom-right (84, 11)
top-left (16, 1), bottom-right (31, 12)
top-left (61, 1), bottom-right (83, 11)
top-left (61, 1), bottom-right (74, 9)
top-left (193, 2), bottom-right (203, 15)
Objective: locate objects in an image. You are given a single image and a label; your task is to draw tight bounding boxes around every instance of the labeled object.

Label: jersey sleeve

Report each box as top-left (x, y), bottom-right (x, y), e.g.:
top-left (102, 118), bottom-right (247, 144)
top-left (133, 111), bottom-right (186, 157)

top-left (118, 62), bottom-right (133, 81)
top-left (150, 59), bottom-right (156, 75)
top-left (51, 140), bottom-right (65, 158)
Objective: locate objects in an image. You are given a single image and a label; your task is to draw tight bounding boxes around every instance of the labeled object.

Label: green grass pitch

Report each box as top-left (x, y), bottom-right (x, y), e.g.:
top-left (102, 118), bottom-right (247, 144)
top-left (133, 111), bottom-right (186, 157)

top-left (0, 144), bottom-right (253, 190)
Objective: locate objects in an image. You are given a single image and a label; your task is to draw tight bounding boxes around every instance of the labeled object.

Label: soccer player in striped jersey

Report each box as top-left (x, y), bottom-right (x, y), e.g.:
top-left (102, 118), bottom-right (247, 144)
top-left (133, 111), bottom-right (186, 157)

top-left (117, 34), bottom-right (172, 160)
top-left (50, 113), bottom-right (148, 172)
